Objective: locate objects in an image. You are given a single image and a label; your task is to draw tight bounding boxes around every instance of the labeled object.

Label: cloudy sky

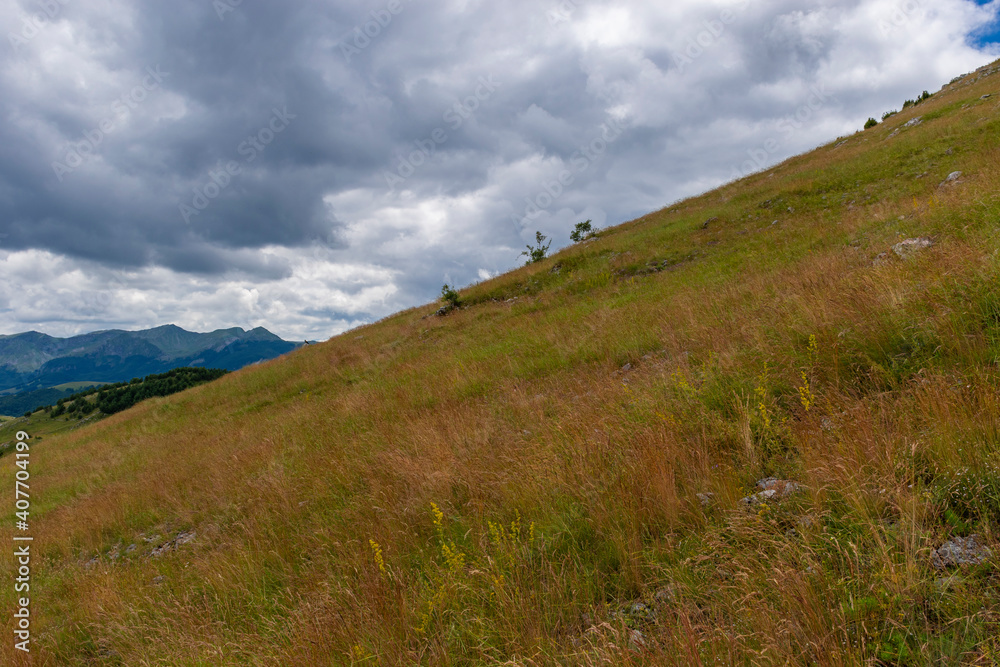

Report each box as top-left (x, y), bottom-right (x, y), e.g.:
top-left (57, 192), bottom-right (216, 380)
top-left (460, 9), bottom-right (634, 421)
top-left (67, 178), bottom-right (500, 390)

top-left (1, 0), bottom-right (998, 341)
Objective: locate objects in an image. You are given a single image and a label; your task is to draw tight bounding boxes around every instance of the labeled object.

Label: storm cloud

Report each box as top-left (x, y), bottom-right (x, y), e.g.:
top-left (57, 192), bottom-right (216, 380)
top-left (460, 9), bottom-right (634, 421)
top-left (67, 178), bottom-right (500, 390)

top-left (1, 0), bottom-right (998, 340)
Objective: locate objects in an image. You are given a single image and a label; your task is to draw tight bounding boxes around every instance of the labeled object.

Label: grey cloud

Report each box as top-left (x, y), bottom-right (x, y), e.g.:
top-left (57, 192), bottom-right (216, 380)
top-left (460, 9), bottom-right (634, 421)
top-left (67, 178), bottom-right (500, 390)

top-left (0, 0), bottom-right (996, 340)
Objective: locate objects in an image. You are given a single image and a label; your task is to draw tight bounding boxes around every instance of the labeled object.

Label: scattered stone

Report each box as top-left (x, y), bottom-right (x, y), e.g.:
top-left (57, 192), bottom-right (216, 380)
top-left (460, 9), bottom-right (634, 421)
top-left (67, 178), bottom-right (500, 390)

top-left (696, 492), bottom-right (715, 508)
top-left (83, 556), bottom-right (99, 570)
top-left (125, 544), bottom-right (137, 553)
top-left (931, 535), bottom-right (992, 570)
top-left (797, 515), bottom-right (818, 530)
top-left (740, 478), bottom-right (803, 507)
top-left (621, 602), bottom-right (656, 624)
top-left (904, 117), bottom-right (923, 128)
top-left (97, 646), bottom-right (120, 659)
top-left (628, 629), bottom-right (647, 652)
top-left (152, 575), bottom-right (166, 585)
top-left (653, 585), bottom-right (677, 607)
top-left (892, 237), bottom-right (934, 259)
top-left (940, 171), bottom-right (962, 186)
top-left (621, 363), bottom-right (632, 372)
top-left (982, 94), bottom-right (992, 99)
top-left (150, 531), bottom-right (196, 558)
top-left (701, 217), bottom-right (718, 229)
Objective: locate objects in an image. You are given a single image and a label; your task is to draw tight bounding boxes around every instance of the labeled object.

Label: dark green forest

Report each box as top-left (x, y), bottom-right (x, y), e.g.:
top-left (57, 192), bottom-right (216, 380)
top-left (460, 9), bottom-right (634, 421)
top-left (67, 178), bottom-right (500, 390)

top-left (38, 367), bottom-right (228, 418)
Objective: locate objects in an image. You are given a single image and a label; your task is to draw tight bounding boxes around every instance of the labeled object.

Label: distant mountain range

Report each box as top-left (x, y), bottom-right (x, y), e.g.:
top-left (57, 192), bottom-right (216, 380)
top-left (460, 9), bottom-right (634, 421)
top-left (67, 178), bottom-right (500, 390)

top-left (0, 325), bottom-right (304, 414)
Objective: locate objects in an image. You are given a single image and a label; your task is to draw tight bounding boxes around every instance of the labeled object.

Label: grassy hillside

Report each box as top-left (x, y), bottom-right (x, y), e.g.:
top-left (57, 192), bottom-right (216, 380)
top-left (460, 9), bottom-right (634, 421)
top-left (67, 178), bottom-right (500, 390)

top-left (4, 61), bottom-right (1000, 665)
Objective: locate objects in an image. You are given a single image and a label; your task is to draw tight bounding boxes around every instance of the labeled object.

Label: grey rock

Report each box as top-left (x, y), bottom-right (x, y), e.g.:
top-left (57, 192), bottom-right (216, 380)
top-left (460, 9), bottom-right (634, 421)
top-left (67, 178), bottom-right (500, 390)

top-left (628, 629), bottom-right (647, 651)
top-left (740, 479), bottom-right (802, 507)
top-left (904, 117), bottom-right (923, 128)
top-left (613, 601), bottom-right (656, 626)
top-left (696, 492), bottom-right (715, 508)
top-left (892, 237), bottom-right (934, 259)
top-left (940, 171), bottom-right (962, 186)
top-left (151, 531), bottom-right (196, 558)
top-left (931, 535), bottom-right (992, 570)
top-left (932, 575), bottom-right (963, 594)
top-left (653, 585), bottom-right (677, 606)
top-left (152, 575), bottom-right (166, 585)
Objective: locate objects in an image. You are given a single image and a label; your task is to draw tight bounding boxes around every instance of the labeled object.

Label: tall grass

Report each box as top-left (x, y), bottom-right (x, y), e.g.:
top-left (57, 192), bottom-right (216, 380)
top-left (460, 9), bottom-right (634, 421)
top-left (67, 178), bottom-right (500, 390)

top-left (4, 61), bottom-right (1000, 665)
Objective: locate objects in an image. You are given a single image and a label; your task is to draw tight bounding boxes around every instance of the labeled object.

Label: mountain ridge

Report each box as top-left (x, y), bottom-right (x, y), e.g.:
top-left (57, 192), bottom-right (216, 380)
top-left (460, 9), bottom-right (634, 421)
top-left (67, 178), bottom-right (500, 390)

top-left (0, 324), bottom-right (302, 395)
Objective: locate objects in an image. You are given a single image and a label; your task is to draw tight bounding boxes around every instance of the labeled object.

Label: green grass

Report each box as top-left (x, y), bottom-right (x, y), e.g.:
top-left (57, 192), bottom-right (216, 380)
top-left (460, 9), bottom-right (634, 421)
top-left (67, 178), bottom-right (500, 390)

top-left (3, 60), bottom-right (1000, 665)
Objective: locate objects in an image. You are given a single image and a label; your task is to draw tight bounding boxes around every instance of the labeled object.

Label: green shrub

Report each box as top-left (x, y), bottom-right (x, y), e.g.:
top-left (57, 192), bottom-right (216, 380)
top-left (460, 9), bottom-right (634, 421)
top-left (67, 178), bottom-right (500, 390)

top-left (865, 118), bottom-right (879, 130)
top-left (521, 231), bottom-right (551, 265)
top-left (570, 219), bottom-right (594, 243)
top-left (440, 284), bottom-right (461, 310)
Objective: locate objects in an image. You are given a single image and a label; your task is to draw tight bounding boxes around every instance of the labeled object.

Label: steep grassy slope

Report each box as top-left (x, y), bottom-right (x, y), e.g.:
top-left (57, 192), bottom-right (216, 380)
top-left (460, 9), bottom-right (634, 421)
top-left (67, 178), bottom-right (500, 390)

top-left (4, 61), bottom-right (1000, 665)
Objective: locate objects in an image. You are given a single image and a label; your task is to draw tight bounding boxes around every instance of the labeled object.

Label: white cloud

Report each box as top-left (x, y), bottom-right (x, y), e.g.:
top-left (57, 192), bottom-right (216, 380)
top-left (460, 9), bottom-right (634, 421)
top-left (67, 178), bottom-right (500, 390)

top-left (0, 0), bottom-right (997, 341)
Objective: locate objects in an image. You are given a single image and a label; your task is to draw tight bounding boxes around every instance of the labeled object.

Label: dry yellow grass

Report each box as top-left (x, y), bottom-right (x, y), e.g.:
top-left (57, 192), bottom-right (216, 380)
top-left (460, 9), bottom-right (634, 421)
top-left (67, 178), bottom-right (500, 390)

top-left (3, 61), bottom-right (1000, 665)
